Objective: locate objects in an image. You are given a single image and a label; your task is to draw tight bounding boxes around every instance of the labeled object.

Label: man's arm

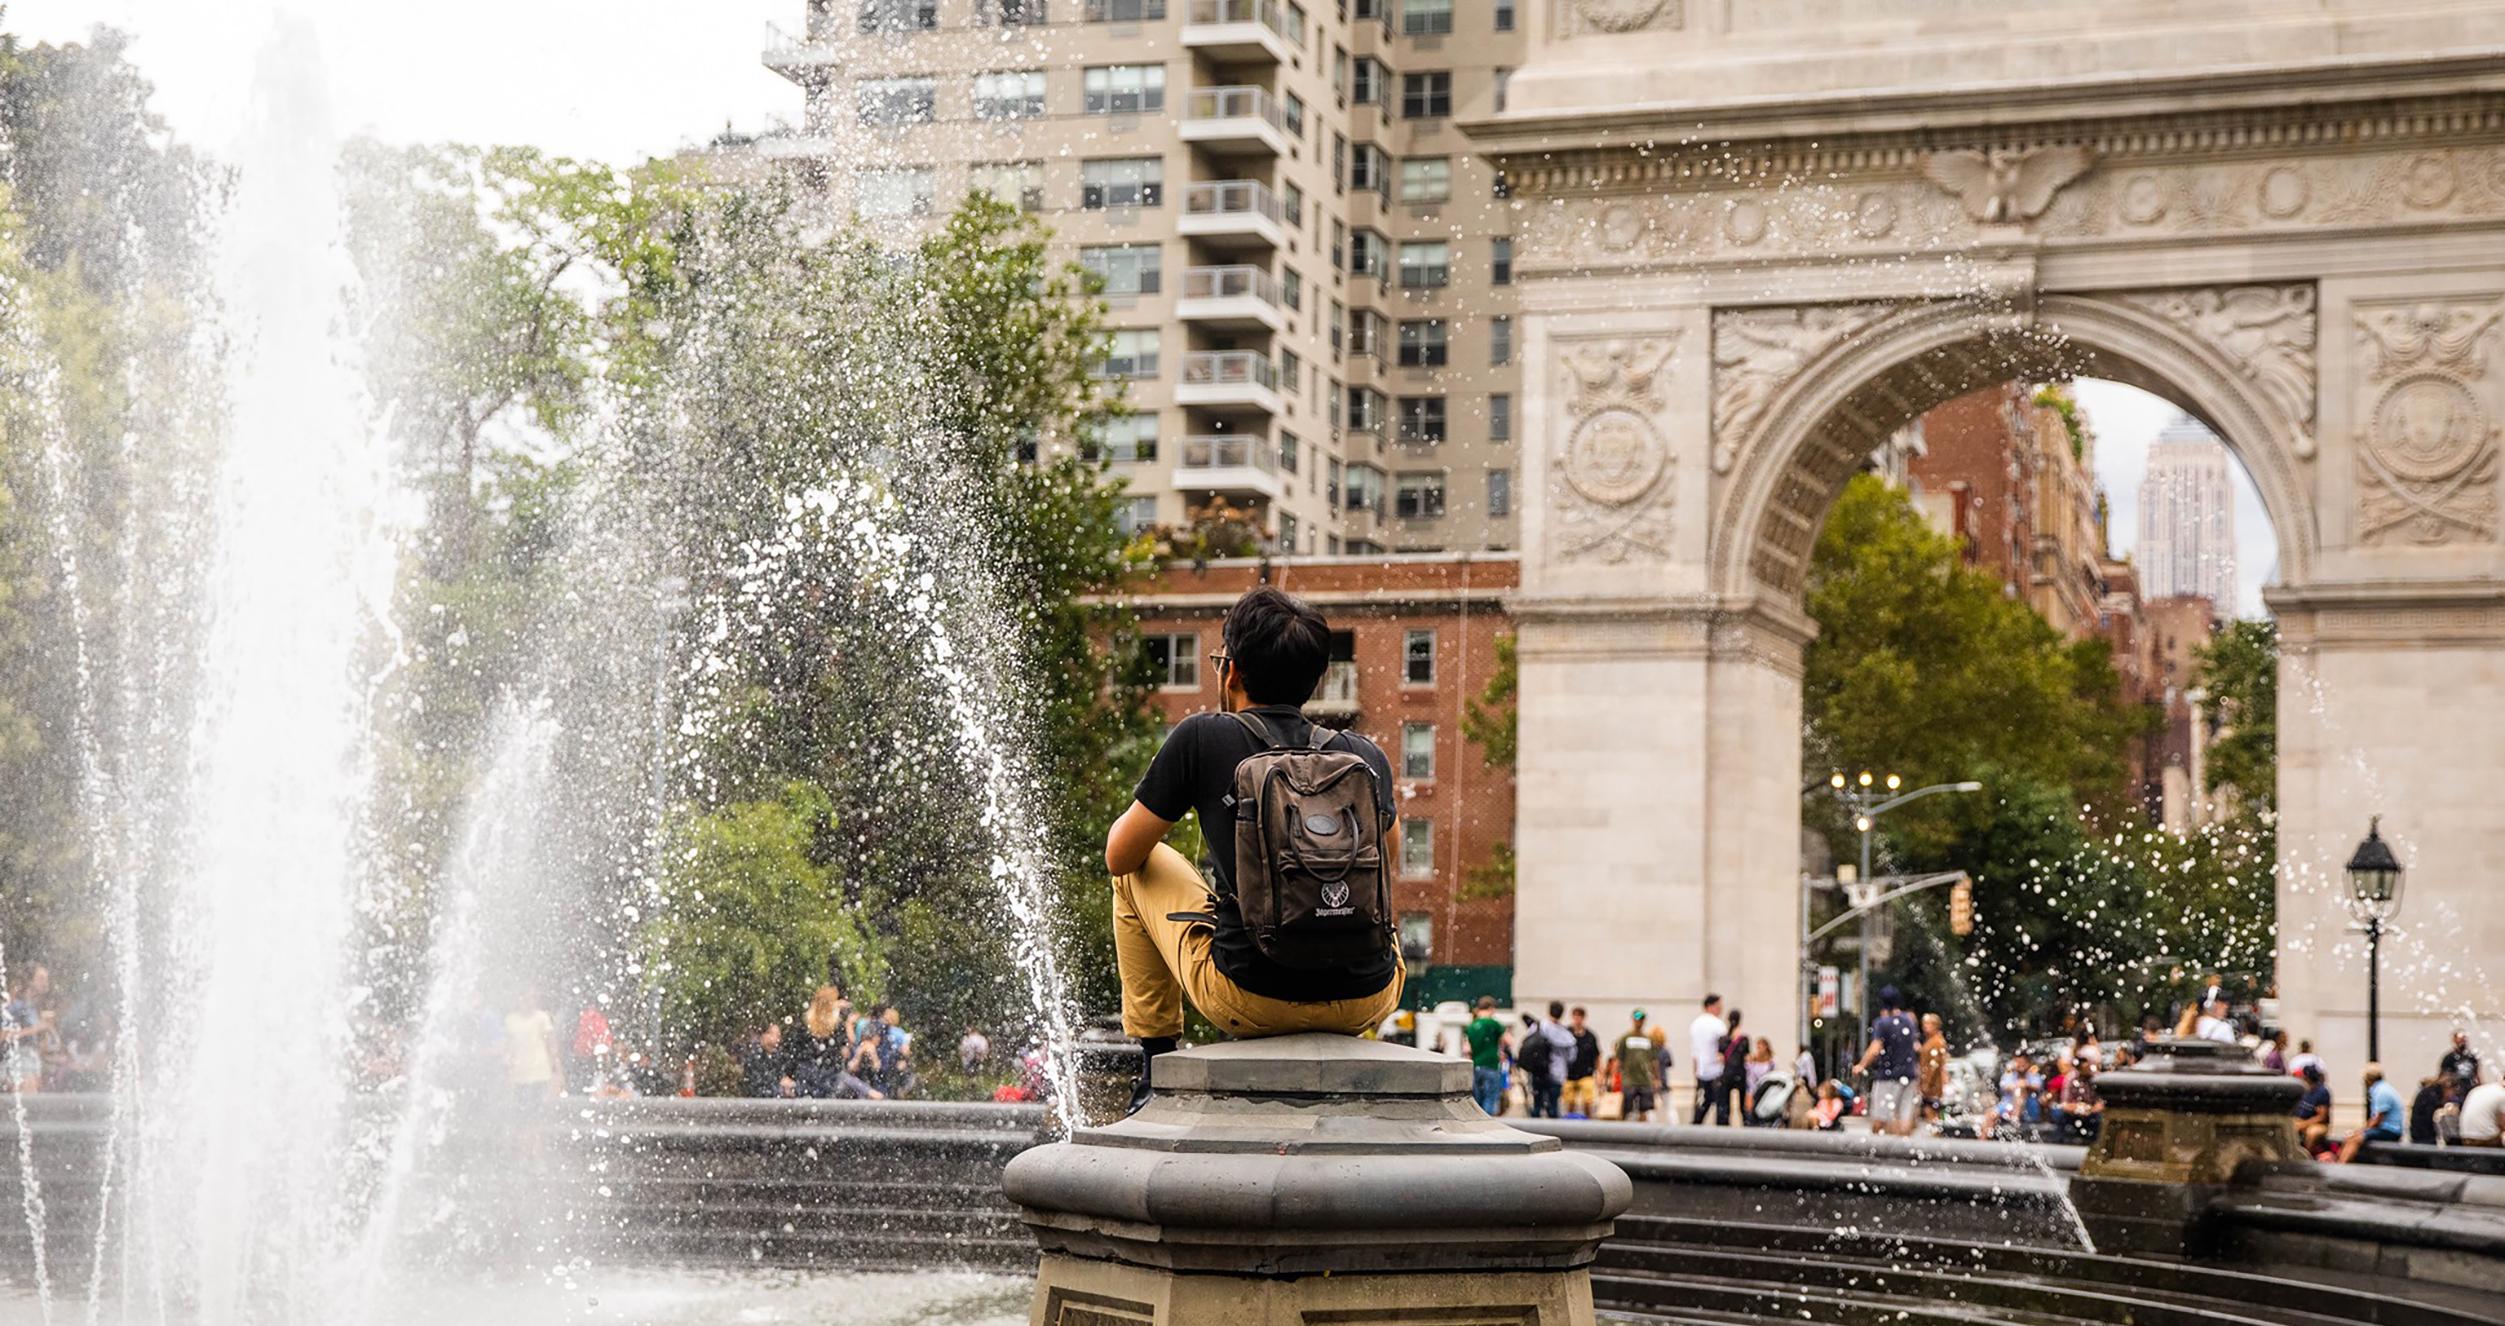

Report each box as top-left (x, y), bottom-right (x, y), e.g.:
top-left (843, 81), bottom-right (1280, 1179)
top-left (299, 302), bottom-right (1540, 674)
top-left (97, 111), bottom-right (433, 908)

top-left (1106, 800), bottom-right (1177, 876)
top-left (1851, 1037), bottom-right (1883, 1075)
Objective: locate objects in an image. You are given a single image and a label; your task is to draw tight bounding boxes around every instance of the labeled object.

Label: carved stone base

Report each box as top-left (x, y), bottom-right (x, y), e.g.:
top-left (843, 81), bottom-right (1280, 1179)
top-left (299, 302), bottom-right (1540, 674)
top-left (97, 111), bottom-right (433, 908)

top-left (2073, 1038), bottom-right (2306, 1257)
top-left (1029, 1254), bottom-right (1598, 1326)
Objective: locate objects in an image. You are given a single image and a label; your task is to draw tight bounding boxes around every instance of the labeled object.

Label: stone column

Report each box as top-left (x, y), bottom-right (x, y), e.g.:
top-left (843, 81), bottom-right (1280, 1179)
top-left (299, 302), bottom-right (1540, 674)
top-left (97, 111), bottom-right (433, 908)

top-left (1002, 1034), bottom-right (1632, 1325)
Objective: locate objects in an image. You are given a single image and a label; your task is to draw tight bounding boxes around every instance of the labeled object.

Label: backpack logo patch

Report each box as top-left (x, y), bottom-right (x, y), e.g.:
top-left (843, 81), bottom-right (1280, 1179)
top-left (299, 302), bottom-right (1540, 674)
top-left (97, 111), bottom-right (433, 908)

top-left (1321, 881), bottom-right (1352, 910)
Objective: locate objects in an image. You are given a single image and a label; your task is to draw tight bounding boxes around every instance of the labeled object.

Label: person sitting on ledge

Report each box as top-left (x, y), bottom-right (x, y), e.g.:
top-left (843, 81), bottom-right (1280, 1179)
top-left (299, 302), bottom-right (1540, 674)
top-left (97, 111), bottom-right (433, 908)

top-left (1104, 586), bottom-right (1404, 1113)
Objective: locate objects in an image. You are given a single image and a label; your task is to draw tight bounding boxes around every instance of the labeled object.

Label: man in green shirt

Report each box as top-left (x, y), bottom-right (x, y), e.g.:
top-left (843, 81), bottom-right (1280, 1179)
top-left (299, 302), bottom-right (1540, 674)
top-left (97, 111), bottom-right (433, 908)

top-left (1613, 1009), bottom-right (1665, 1123)
top-left (1463, 995), bottom-right (1512, 1116)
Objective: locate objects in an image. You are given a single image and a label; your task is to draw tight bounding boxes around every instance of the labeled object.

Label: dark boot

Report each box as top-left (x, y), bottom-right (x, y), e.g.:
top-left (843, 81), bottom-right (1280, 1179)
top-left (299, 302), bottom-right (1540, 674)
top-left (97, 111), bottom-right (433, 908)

top-left (1127, 1036), bottom-right (1176, 1116)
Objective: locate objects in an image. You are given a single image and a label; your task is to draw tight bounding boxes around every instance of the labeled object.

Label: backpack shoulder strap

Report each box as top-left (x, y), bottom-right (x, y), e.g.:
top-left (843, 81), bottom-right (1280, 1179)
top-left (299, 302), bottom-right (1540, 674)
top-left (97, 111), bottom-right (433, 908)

top-left (1229, 710), bottom-right (1283, 750)
top-left (1306, 721), bottom-right (1336, 751)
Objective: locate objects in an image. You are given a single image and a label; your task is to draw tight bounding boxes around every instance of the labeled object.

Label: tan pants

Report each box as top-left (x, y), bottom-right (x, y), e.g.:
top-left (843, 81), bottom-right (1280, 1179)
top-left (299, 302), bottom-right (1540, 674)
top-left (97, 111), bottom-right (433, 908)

top-left (1113, 843), bottom-right (1403, 1040)
top-left (1561, 1076), bottom-right (1600, 1115)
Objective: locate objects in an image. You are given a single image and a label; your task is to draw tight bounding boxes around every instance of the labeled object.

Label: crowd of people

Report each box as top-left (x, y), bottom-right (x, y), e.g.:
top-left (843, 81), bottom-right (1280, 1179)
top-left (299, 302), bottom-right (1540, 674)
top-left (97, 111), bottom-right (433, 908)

top-left (0, 965), bottom-right (108, 1094)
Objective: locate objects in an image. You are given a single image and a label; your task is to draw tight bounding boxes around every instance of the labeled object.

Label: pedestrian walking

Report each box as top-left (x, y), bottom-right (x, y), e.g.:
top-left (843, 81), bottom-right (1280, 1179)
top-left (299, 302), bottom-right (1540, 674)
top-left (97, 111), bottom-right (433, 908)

top-left (1916, 1013), bottom-right (1949, 1124)
top-left (1851, 986), bottom-right (1921, 1137)
top-left (1521, 1005), bottom-right (1572, 1119)
top-left (1689, 994), bottom-right (1730, 1126)
top-left (1612, 1010), bottom-right (1663, 1123)
top-left (1462, 996), bottom-right (1511, 1117)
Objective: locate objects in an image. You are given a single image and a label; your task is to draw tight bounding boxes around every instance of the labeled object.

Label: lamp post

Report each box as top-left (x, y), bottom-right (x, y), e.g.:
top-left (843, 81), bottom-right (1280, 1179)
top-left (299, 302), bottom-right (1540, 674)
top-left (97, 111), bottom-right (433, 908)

top-left (2343, 817), bottom-right (2405, 1063)
top-left (1818, 772), bottom-right (1984, 1042)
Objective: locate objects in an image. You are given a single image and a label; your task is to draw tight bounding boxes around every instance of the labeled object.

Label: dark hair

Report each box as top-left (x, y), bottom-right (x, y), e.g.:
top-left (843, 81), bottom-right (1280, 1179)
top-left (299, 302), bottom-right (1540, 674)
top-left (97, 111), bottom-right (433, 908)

top-left (1221, 586), bottom-right (1330, 706)
top-left (2301, 1063), bottom-right (2324, 1085)
top-left (1547, 1000), bottom-right (1565, 1019)
top-left (1877, 985), bottom-right (1903, 1009)
top-left (1702, 993), bottom-right (1722, 1008)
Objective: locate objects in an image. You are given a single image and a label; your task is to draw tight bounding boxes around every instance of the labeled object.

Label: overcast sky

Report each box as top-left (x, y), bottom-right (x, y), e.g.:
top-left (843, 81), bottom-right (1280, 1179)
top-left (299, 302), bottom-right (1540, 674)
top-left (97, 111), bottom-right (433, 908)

top-left (8, 1), bottom-right (802, 161)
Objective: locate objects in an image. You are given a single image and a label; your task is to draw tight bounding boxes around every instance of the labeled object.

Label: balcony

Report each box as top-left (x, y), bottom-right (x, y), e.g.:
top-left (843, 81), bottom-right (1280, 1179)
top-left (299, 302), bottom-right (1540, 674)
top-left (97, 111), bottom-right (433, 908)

top-left (761, 21), bottom-right (841, 78)
top-left (1179, 180), bottom-right (1290, 252)
top-left (1175, 265), bottom-right (1285, 332)
top-left (1180, 86), bottom-right (1292, 157)
top-left (1172, 434), bottom-right (1286, 501)
top-left (1306, 658), bottom-right (1360, 718)
top-left (1176, 352), bottom-right (1282, 415)
top-left (1181, 0), bottom-right (1298, 63)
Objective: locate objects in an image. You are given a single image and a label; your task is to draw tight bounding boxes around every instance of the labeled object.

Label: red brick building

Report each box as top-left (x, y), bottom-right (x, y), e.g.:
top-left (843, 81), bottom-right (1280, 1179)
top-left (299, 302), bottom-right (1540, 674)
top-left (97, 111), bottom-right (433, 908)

top-left (1116, 554), bottom-right (1519, 1007)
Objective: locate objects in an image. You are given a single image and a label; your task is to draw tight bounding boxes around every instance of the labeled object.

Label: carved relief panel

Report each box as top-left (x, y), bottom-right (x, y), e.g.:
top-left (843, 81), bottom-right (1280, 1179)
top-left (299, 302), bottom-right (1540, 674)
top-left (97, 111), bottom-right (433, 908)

top-left (1554, 0), bottom-right (1682, 38)
top-left (2349, 299), bottom-right (2505, 545)
top-left (1547, 334), bottom-right (1681, 565)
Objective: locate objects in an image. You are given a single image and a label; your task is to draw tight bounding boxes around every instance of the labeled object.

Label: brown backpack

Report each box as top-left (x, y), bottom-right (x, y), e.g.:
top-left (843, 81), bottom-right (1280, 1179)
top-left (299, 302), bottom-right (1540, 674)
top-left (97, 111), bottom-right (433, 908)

top-left (1227, 712), bottom-right (1393, 970)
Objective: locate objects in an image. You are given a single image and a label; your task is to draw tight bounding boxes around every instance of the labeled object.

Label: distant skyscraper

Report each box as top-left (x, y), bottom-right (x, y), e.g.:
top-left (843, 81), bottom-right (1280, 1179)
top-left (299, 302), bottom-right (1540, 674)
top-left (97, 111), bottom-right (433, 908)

top-left (2137, 417), bottom-right (2237, 611)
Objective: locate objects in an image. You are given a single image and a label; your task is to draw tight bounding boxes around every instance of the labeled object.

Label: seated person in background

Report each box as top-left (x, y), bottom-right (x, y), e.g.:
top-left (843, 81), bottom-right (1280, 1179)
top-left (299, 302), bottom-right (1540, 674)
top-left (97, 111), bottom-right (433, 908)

top-left (2058, 1061), bottom-right (2105, 1144)
top-left (1810, 1080), bottom-right (1847, 1131)
top-left (1103, 588), bottom-right (1404, 1111)
top-left (1985, 1052), bottom-right (2043, 1140)
top-left (2337, 1063), bottom-right (2406, 1162)
top-left (2409, 1073), bottom-right (2449, 1145)
top-left (2293, 1063), bottom-right (2335, 1154)
top-left (2457, 1070), bottom-right (2505, 1148)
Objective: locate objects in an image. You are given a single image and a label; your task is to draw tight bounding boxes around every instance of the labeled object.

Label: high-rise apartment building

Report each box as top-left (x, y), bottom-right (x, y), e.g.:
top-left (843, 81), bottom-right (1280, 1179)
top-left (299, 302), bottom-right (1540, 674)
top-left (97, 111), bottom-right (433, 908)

top-left (760, 0), bottom-right (1526, 555)
top-left (2136, 417), bottom-right (2238, 613)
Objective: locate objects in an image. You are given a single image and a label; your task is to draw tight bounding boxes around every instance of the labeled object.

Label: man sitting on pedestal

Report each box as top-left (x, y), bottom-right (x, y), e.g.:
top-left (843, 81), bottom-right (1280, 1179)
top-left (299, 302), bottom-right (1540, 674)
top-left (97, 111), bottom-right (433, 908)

top-left (1104, 586), bottom-right (1405, 1113)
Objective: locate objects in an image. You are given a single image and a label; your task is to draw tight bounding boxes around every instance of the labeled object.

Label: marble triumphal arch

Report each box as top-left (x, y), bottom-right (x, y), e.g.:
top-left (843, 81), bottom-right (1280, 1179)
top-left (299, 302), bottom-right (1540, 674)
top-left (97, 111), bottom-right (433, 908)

top-left (1465, 1), bottom-right (2505, 1075)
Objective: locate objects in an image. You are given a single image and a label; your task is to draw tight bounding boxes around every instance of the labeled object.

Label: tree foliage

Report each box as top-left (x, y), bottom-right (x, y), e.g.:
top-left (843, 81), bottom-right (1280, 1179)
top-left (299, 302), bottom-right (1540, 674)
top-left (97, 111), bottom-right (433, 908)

top-left (2196, 617), bottom-right (2277, 812)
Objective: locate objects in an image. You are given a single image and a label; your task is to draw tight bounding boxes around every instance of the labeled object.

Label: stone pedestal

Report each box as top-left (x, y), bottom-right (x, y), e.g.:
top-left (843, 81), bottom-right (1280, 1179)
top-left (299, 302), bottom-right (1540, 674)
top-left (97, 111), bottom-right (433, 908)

top-left (2072, 1038), bottom-right (2306, 1258)
top-left (1002, 1034), bottom-right (1633, 1325)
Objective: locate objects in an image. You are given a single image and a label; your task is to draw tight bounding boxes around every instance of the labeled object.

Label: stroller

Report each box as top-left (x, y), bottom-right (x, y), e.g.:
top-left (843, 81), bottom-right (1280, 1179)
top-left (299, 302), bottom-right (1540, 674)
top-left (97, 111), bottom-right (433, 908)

top-left (1749, 1071), bottom-right (1806, 1128)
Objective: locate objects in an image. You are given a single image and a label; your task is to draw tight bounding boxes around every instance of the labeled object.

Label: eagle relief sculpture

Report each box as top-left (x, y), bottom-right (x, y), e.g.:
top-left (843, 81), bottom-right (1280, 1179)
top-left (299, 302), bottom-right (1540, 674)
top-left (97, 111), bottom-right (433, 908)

top-left (1921, 145), bottom-right (2098, 223)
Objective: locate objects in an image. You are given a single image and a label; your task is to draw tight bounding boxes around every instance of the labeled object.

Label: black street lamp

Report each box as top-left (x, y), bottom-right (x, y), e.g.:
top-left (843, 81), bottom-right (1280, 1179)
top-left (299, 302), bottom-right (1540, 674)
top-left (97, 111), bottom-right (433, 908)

top-left (2344, 817), bottom-right (2405, 1063)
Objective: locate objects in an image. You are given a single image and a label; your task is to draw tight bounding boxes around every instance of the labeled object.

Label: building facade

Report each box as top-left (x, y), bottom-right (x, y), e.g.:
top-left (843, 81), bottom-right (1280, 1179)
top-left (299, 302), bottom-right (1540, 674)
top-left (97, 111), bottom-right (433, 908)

top-left (2136, 417), bottom-right (2240, 612)
top-left (1119, 553), bottom-right (1518, 1004)
top-left (762, 0), bottom-right (1527, 556)
top-left (1883, 383), bottom-right (2107, 638)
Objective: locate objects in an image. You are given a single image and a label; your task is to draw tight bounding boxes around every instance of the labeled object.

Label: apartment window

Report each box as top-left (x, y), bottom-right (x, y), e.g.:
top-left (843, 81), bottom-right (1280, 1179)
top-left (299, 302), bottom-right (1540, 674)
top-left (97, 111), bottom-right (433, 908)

top-left (1283, 267), bottom-right (1304, 311)
top-left (1081, 157), bottom-right (1163, 208)
top-left (1084, 64), bottom-right (1165, 114)
top-left (1397, 157), bottom-right (1451, 204)
top-left (1399, 911), bottom-right (1433, 962)
top-left (1491, 236), bottom-right (1513, 285)
top-left (1349, 229), bottom-right (1388, 280)
top-left (1284, 183), bottom-right (1306, 231)
top-left (1289, 0), bottom-right (1309, 41)
top-left (1495, 0), bottom-right (1514, 29)
top-left (1400, 818), bottom-right (1434, 877)
top-left (1347, 386), bottom-right (1386, 432)
top-left (1354, 0), bottom-right (1384, 19)
top-left (1394, 472), bottom-right (1445, 520)
top-left (1333, 133), bottom-right (1348, 195)
top-left (1397, 241), bottom-right (1450, 289)
top-left (1084, 0), bottom-right (1165, 17)
top-left (858, 0), bottom-right (938, 32)
top-left (972, 160), bottom-right (1046, 212)
top-left (1402, 722), bottom-right (1435, 779)
top-left (1281, 348), bottom-right (1304, 392)
top-left (1284, 92), bottom-right (1308, 137)
top-left (1493, 66), bottom-right (1513, 113)
top-left (1402, 0), bottom-right (1452, 34)
top-left (1352, 57), bottom-right (1388, 105)
top-left (1088, 414), bottom-right (1158, 462)
top-left (1399, 395), bottom-right (1446, 442)
top-left (857, 166), bottom-right (935, 217)
top-left (1489, 392), bottom-right (1512, 441)
top-left (983, 0), bottom-right (1048, 24)
top-left (1116, 494), bottom-right (1157, 535)
top-left (856, 77), bottom-right (936, 125)
top-left (1280, 430), bottom-right (1301, 474)
top-left (1333, 46), bottom-right (1349, 100)
top-left (1396, 319), bottom-right (1447, 367)
top-left (1487, 467), bottom-right (1512, 517)
top-left (1279, 510), bottom-right (1300, 553)
top-left (973, 70), bottom-right (1046, 120)
top-left (1347, 464), bottom-right (1384, 512)
top-left (1095, 329), bottom-right (1161, 379)
top-left (1143, 632), bottom-right (1199, 690)
top-left (1328, 458), bottom-right (1344, 506)
top-left (1401, 72), bottom-right (1451, 119)
top-left (1328, 380), bottom-right (1344, 431)
top-left (1329, 300), bottom-right (1345, 357)
top-left (1403, 627), bottom-right (1436, 682)
top-left (1489, 315), bottom-right (1512, 366)
top-left (1080, 242), bottom-right (1162, 295)
top-left (1350, 143), bottom-right (1390, 194)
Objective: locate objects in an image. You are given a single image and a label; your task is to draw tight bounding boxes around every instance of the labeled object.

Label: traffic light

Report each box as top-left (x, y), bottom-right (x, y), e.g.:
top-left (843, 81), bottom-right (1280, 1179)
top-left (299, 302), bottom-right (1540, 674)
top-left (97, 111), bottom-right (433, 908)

top-left (1949, 878), bottom-right (1975, 936)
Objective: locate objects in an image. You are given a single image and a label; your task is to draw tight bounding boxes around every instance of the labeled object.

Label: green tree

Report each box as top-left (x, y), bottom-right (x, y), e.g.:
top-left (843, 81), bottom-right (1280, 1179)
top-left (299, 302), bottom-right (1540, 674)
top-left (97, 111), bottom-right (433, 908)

top-left (2196, 617), bottom-right (2276, 813)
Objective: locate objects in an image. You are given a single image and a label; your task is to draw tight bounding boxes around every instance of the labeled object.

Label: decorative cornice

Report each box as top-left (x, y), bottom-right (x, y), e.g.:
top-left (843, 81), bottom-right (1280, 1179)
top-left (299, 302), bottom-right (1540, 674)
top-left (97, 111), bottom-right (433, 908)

top-left (1492, 93), bottom-right (2505, 199)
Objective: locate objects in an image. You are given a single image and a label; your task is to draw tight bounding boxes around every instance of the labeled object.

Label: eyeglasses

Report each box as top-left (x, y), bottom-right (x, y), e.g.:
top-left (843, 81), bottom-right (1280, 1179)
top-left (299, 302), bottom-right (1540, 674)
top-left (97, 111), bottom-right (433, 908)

top-left (1207, 651), bottom-right (1231, 672)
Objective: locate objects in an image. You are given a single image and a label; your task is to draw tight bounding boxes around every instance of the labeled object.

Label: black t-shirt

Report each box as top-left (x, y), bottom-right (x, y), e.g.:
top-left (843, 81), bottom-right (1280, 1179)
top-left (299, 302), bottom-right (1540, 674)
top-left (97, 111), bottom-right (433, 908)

top-left (1568, 1028), bottom-right (1602, 1081)
top-left (1133, 705), bottom-right (1400, 1002)
top-left (1870, 1012), bottom-right (1920, 1081)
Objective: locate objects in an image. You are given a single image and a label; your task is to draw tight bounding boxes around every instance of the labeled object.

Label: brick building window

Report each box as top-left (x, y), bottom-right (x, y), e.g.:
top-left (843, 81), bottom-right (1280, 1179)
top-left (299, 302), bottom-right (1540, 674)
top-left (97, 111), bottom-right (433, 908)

top-left (1402, 721), bottom-right (1435, 778)
top-left (1400, 817), bottom-right (1436, 877)
top-left (1143, 632), bottom-right (1199, 690)
top-left (1402, 627), bottom-right (1436, 683)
